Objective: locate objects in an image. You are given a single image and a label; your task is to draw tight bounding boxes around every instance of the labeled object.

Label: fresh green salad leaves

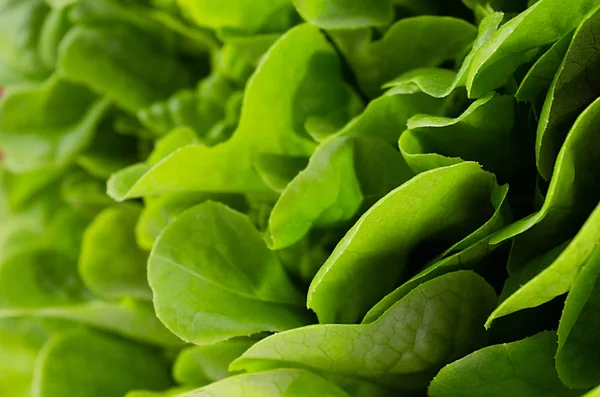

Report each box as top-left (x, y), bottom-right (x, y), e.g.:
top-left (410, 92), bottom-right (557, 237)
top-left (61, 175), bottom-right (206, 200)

top-left (429, 332), bottom-right (579, 397)
top-left (399, 93), bottom-right (519, 180)
top-left (466, 0), bottom-right (599, 97)
top-left (536, 4), bottom-right (600, 180)
top-left (331, 16), bottom-right (476, 97)
top-left (309, 162), bottom-right (500, 324)
top-left (149, 201), bottom-right (310, 345)
top-left (556, 207), bottom-right (600, 389)
top-left (3, 0), bottom-right (600, 395)
top-left (233, 271), bottom-right (496, 391)
top-left (107, 24), bottom-right (358, 200)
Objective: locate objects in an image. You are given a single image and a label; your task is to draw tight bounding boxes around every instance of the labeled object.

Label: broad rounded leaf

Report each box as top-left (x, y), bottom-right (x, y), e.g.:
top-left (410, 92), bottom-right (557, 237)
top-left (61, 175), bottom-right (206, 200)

top-left (149, 201), bottom-right (311, 345)
top-left (233, 271), bottom-right (497, 391)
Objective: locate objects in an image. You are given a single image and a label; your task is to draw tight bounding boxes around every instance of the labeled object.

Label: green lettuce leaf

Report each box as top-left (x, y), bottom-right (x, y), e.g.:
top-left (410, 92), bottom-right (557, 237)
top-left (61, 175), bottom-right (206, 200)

top-left (384, 68), bottom-right (460, 98)
top-left (333, 90), bottom-right (446, 145)
top-left (173, 339), bottom-right (256, 386)
top-left (429, 331), bottom-right (579, 397)
top-left (266, 134), bottom-right (413, 250)
top-left (487, 202), bottom-right (600, 327)
top-left (108, 24), bottom-right (359, 200)
top-left (400, 93), bottom-right (521, 181)
top-left (232, 271), bottom-right (496, 391)
top-left (484, 97), bottom-right (600, 324)
top-left (177, 0), bottom-right (296, 37)
top-left (58, 0), bottom-right (200, 113)
top-left (466, 0), bottom-right (599, 97)
top-left (555, 205), bottom-right (600, 388)
top-left (58, 24), bottom-right (192, 113)
top-left (514, 31), bottom-right (573, 104)
top-left (136, 192), bottom-right (246, 251)
top-left (383, 11), bottom-right (503, 98)
top-left (494, 95), bottom-right (600, 260)
top-left (363, 183), bottom-right (510, 323)
top-left (536, 5), bottom-right (600, 180)
top-left (308, 162), bottom-right (500, 324)
top-left (146, 127), bottom-right (199, 165)
top-left (149, 201), bottom-right (312, 345)
top-left (332, 16), bottom-right (477, 97)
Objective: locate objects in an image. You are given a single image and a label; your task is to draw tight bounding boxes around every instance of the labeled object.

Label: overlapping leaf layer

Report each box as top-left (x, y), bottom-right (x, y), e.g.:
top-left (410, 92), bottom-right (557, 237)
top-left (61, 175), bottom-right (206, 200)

top-left (1, 0), bottom-right (600, 396)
